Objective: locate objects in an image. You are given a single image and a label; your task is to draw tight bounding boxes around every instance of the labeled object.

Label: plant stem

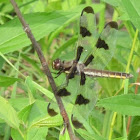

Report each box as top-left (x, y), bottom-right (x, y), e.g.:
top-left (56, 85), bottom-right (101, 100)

top-left (10, 0), bottom-right (75, 139)
top-left (108, 112), bottom-right (117, 140)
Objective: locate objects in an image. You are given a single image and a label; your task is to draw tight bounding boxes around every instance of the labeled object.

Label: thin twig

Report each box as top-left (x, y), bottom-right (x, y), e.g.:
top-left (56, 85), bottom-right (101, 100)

top-left (10, 0), bottom-right (75, 139)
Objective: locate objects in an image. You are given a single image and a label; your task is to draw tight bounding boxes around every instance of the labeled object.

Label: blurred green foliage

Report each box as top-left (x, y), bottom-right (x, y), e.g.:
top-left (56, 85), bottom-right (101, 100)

top-left (0, 0), bottom-right (140, 140)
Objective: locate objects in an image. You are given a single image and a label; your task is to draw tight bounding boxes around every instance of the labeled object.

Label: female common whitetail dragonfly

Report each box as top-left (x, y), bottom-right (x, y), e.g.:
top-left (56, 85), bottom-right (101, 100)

top-left (48, 6), bottom-right (133, 129)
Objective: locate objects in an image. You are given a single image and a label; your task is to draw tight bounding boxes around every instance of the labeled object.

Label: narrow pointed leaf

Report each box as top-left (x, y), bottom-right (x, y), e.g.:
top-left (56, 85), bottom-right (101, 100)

top-left (97, 94), bottom-right (140, 116)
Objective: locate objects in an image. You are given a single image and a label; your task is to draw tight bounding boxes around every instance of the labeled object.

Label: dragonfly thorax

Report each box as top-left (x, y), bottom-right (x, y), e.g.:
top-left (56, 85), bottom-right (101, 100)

top-left (76, 63), bottom-right (85, 74)
top-left (52, 59), bottom-right (74, 72)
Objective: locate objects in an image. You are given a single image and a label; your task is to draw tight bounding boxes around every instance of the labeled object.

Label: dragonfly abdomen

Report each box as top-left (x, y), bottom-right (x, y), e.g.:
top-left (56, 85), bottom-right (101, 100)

top-left (84, 69), bottom-right (133, 79)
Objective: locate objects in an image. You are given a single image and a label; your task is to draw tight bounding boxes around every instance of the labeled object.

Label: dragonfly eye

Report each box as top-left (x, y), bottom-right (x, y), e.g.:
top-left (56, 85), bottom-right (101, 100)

top-left (52, 58), bottom-right (62, 70)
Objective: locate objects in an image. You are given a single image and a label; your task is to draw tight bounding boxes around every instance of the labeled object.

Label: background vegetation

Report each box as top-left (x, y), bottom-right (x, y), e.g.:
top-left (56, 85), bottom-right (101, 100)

top-left (0, 0), bottom-right (140, 140)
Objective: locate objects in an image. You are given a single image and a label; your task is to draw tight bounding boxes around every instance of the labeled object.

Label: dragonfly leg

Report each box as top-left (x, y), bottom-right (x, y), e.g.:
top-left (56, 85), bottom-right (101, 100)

top-left (56, 73), bottom-right (70, 90)
top-left (51, 71), bottom-right (58, 74)
top-left (59, 46), bottom-right (82, 88)
top-left (54, 70), bottom-right (63, 78)
top-left (51, 70), bottom-right (63, 78)
top-left (54, 46), bottom-right (81, 96)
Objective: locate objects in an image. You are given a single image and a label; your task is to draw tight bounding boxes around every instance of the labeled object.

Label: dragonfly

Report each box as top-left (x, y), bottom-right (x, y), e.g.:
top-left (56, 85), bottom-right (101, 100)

top-left (48, 6), bottom-right (133, 129)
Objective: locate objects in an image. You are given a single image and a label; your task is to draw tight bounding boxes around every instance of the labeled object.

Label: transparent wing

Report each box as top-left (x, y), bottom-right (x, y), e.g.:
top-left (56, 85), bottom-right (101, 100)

top-left (48, 6), bottom-right (118, 129)
top-left (69, 6), bottom-right (97, 128)
top-left (91, 22), bottom-right (118, 70)
top-left (77, 6), bottom-right (118, 70)
top-left (70, 6), bottom-right (118, 128)
top-left (70, 76), bottom-right (98, 129)
top-left (77, 6), bottom-right (97, 62)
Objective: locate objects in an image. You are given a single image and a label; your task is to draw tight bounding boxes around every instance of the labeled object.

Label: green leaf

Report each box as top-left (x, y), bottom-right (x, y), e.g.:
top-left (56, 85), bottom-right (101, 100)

top-left (32, 81), bottom-right (54, 100)
top-left (26, 77), bottom-right (54, 101)
top-left (102, 111), bottom-right (113, 138)
top-left (52, 35), bottom-right (78, 60)
top-left (128, 116), bottom-right (140, 140)
top-left (9, 98), bottom-right (29, 111)
top-left (18, 102), bottom-right (35, 123)
top-left (25, 76), bottom-right (36, 102)
top-left (59, 129), bottom-right (70, 140)
top-left (0, 11), bottom-right (78, 54)
top-left (30, 114), bottom-right (63, 128)
top-left (21, 54), bottom-right (43, 77)
top-left (27, 127), bottom-right (48, 140)
top-left (112, 137), bottom-right (126, 140)
top-left (12, 99), bottom-right (49, 125)
top-left (76, 129), bottom-right (107, 140)
top-left (120, 0), bottom-right (140, 30)
top-left (26, 100), bottom-right (48, 124)
top-left (0, 75), bottom-right (19, 87)
top-left (29, 114), bottom-right (63, 130)
top-left (101, 0), bottom-right (119, 7)
top-left (90, 110), bottom-right (104, 134)
top-left (0, 56), bottom-right (4, 70)
top-left (97, 94), bottom-right (140, 116)
top-left (0, 96), bottom-right (19, 129)
top-left (11, 128), bottom-right (23, 140)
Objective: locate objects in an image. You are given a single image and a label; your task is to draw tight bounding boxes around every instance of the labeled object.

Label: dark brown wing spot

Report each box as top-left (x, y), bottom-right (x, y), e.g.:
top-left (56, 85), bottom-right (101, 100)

top-left (47, 103), bottom-right (58, 116)
top-left (105, 21), bottom-right (118, 29)
top-left (57, 88), bottom-right (71, 96)
top-left (84, 54), bottom-right (94, 66)
top-left (75, 94), bottom-right (89, 105)
top-left (80, 26), bottom-right (92, 37)
top-left (96, 37), bottom-right (109, 50)
top-left (81, 6), bottom-right (94, 16)
top-left (71, 114), bottom-right (84, 129)
top-left (80, 72), bottom-right (86, 85)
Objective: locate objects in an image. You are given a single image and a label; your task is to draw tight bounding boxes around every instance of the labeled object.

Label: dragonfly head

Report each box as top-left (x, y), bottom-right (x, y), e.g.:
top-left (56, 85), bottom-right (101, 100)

top-left (52, 58), bottom-right (63, 70)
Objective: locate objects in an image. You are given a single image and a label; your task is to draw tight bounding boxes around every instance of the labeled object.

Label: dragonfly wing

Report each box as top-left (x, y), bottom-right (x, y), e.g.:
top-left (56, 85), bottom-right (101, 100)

top-left (91, 21), bottom-right (118, 70)
top-left (77, 6), bottom-right (118, 70)
top-left (71, 77), bottom-right (98, 128)
top-left (48, 6), bottom-right (118, 129)
top-left (71, 7), bottom-right (118, 128)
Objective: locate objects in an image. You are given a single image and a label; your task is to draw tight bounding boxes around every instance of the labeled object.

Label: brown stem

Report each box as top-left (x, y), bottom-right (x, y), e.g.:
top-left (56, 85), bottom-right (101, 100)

top-left (10, 0), bottom-right (75, 139)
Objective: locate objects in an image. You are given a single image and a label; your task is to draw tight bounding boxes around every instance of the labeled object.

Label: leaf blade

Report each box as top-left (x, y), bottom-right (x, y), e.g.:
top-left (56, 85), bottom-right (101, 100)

top-left (97, 94), bottom-right (140, 116)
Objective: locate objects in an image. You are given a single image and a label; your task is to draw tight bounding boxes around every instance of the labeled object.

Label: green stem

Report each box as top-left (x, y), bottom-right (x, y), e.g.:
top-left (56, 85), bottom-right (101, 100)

top-left (121, 29), bottom-right (138, 88)
top-left (123, 115), bottom-right (127, 140)
top-left (108, 112), bottom-right (117, 140)
top-left (91, 124), bottom-right (101, 136)
top-left (126, 29), bottom-right (138, 72)
top-left (0, 52), bottom-right (26, 78)
top-left (18, 128), bottom-right (24, 138)
top-left (109, 23), bottom-right (138, 140)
